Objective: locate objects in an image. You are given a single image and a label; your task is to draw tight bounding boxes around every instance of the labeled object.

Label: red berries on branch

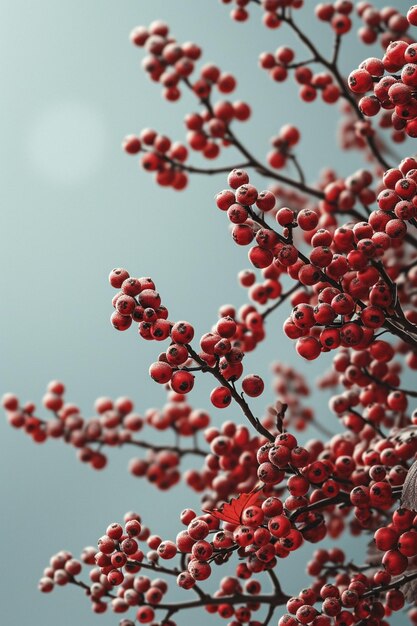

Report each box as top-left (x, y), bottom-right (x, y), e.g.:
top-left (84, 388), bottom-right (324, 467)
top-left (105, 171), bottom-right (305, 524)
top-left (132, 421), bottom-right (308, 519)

top-left (6, 3), bottom-right (417, 626)
top-left (349, 40), bottom-right (417, 140)
top-left (122, 21), bottom-right (252, 190)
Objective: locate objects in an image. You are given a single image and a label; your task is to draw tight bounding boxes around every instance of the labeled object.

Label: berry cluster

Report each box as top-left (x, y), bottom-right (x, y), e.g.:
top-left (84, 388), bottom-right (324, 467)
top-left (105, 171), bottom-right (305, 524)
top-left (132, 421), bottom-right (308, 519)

top-left (375, 509), bottom-right (417, 575)
top-left (123, 21), bottom-right (252, 190)
top-left (356, 2), bottom-right (414, 47)
top-left (221, 0), bottom-right (303, 27)
top-left (37, 472), bottom-right (417, 625)
top-left (39, 512), bottom-right (174, 620)
top-left (218, 168), bottom-right (283, 270)
top-left (187, 422), bottom-right (262, 504)
top-left (259, 49), bottom-right (341, 105)
top-left (38, 508), bottom-right (293, 625)
top-left (337, 100), bottom-right (389, 151)
top-left (130, 20), bottom-right (204, 101)
top-left (319, 167), bottom-right (376, 214)
top-left (109, 269), bottom-right (169, 336)
top-left (377, 157), bottom-right (417, 229)
top-left (38, 550), bottom-right (83, 594)
top-left (110, 267), bottom-right (270, 416)
top-left (216, 166), bottom-right (417, 362)
top-left (316, 2), bottom-right (414, 45)
top-left (330, 344), bottom-right (413, 424)
top-left (123, 130), bottom-right (189, 190)
top-left (349, 41), bottom-right (417, 139)
top-left (182, 98), bottom-right (251, 155)
top-left (315, 2), bottom-right (355, 36)
top-left (267, 125), bottom-right (302, 170)
top-left (2, 383), bottom-right (214, 489)
top-left (280, 544), bottom-right (415, 626)
top-left (238, 265), bottom-right (283, 306)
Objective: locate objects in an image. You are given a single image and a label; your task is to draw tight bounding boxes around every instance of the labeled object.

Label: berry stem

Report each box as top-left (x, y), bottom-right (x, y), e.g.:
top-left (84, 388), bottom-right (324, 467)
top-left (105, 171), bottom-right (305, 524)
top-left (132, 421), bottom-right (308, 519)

top-left (288, 153), bottom-right (306, 185)
top-left (143, 147), bottom-right (252, 176)
top-left (246, 205), bottom-right (417, 350)
top-left (362, 368), bottom-right (417, 399)
top-left (289, 492), bottom-right (351, 522)
top-left (124, 438), bottom-right (208, 458)
top-left (262, 603), bottom-right (277, 626)
top-left (347, 408), bottom-right (386, 438)
top-left (331, 34), bottom-right (342, 66)
top-left (186, 345), bottom-right (275, 442)
top-left (146, 591), bottom-right (289, 611)
top-left (262, 282), bottom-right (301, 320)
top-left (362, 569), bottom-right (417, 599)
top-left (279, 14), bottom-right (391, 169)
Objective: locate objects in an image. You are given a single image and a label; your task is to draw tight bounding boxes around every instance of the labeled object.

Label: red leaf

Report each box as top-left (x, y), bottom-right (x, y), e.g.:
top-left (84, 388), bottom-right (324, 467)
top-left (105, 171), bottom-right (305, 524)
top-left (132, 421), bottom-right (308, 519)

top-left (205, 485), bottom-right (263, 525)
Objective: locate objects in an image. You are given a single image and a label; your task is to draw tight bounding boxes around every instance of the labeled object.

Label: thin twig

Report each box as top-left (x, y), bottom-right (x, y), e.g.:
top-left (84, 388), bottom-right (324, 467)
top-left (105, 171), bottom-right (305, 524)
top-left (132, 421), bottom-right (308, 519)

top-left (187, 345), bottom-right (275, 442)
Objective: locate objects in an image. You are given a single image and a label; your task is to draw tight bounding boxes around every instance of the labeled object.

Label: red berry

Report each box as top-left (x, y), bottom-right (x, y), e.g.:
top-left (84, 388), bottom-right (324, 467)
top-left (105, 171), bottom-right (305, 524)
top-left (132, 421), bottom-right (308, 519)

top-left (149, 361), bottom-right (172, 384)
top-left (408, 5), bottom-right (417, 26)
top-left (296, 336), bottom-right (321, 360)
top-left (210, 386), bottom-right (232, 408)
top-left (242, 374), bottom-right (264, 397)
top-left (170, 370), bottom-right (194, 394)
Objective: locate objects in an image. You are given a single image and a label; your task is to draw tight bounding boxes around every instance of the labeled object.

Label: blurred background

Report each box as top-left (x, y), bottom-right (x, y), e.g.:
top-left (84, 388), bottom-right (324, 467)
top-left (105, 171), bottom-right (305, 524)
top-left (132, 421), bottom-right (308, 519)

top-left (0, 1), bottom-right (413, 624)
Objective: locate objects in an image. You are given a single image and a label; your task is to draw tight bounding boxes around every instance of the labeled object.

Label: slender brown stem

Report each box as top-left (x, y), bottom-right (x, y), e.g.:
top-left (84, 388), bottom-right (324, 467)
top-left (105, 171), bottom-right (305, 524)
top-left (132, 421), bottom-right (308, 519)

top-left (289, 493), bottom-right (350, 522)
top-left (262, 283), bottom-right (300, 320)
top-left (280, 15), bottom-right (391, 169)
top-left (263, 603), bottom-right (277, 626)
top-left (287, 57), bottom-right (318, 69)
top-left (288, 154), bottom-right (306, 185)
top-left (348, 408), bottom-right (385, 438)
top-left (69, 576), bottom-right (290, 612)
top-left (362, 368), bottom-right (417, 399)
top-left (331, 34), bottom-right (341, 66)
top-left (146, 591), bottom-right (290, 612)
top-left (143, 148), bottom-right (252, 176)
top-left (226, 125), bottom-right (324, 199)
top-left (121, 437), bottom-right (209, 458)
top-left (186, 345), bottom-right (275, 442)
top-left (267, 568), bottom-right (285, 597)
top-left (383, 317), bottom-right (417, 350)
top-left (362, 570), bottom-right (417, 599)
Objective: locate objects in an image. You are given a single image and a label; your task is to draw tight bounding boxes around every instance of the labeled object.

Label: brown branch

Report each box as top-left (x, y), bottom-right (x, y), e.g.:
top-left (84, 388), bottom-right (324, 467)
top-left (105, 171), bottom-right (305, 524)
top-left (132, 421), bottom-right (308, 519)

top-left (245, 207), bottom-right (417, 351)
top-left (289, 493), bottom-right (350, 522)
top-left (147, 591), bottom-right (290, 612)
top-left (122, 438), bottom-right (208, 458)
top-left (262, 282), bottom-right (300, 320)
top-left (362, 570), bottom-right (417, 599)
top-left (288, 153), bottom-right (306, 185)
top-left (68, 575), bottom-right (291, 614)
top-left (186, 345), bottom-right (275, 442)
top-left (347, 408), bottom-right (386, 439)
top-left (280, 15), bottom-right (391, 170)
top-left (362, 368), bottom-right (417, 399)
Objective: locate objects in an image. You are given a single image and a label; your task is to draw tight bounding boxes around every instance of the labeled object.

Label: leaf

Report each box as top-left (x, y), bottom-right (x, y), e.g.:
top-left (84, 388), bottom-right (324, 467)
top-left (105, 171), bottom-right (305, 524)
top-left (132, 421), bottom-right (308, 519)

top-left (205, 485), bottom-right (263, 525)
top-left (389, 425), bottom-right (417, 444)
top-left (275, 401), bottom-right (288, 433)
top-left (401, 459), bottom-right (417, 511)
top-left (401, 570), bottom-right (417, 603)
